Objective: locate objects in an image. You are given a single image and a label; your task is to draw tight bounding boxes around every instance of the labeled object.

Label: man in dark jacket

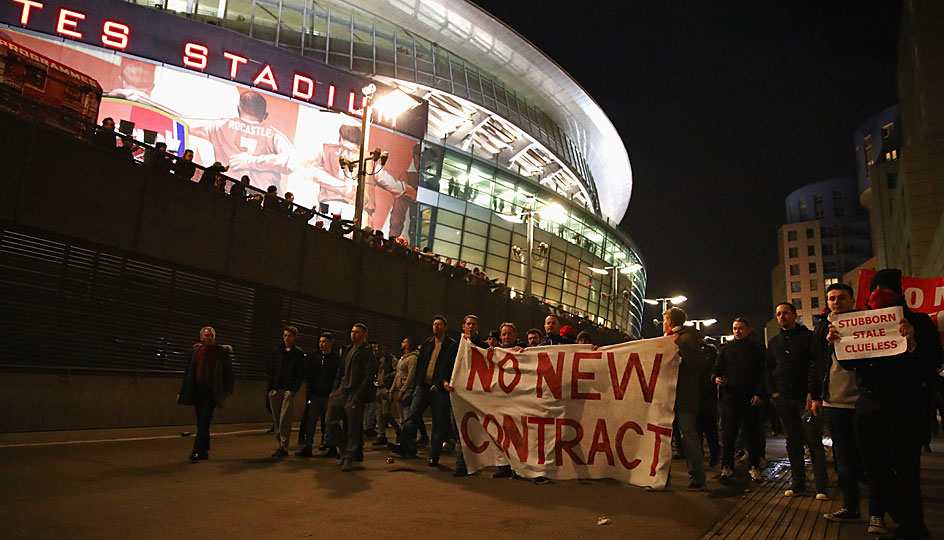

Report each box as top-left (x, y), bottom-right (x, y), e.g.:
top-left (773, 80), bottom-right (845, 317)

top-left (268, 326), bottom-right (306, 458)
top-left (172, 149), bottom-right (197, 181)
top-left (296, 332), bottom-right (341, 457)
top-left (443, 314), bottom-right (489, 477)
top-left (714, 317), bottom-right (766, 483)
top-left (811, 283), bottom-right (886, 532)
top-left (766, 302), bottom-right (827, 498)
top-left (390, 315), bottom-right (456, 462)
top-left (325, 323), bottom-right (378, 471)
top-left (834, 269), bottom-right (943, 540)
top-left (664, 307), bottom-right (711, 490)
top-left (178, 326), bottom-right (234, 463)
top-left (541, 314), bottom-right (575, 345)
top-left (92, 117), bottom-right (118, 151)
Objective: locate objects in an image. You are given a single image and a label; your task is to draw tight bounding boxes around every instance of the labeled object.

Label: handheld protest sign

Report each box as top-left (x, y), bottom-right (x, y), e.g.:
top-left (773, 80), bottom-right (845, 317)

top-left (834, 306), bottom-right (907, 360)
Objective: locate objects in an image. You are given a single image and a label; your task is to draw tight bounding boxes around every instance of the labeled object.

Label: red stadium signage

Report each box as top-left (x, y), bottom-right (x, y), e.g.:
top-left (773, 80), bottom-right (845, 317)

top-left (0, 0), bottom-right (428, 138)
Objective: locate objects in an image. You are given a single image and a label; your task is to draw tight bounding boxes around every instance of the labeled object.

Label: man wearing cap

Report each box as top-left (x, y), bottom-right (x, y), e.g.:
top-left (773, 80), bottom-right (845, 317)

top-left (832, 269), bottom-right (942, 540)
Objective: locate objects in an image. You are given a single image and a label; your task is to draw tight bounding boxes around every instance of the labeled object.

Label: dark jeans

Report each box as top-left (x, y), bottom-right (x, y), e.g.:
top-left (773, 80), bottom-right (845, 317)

top-left (300, 395), bottom-right (329, 450)
top-left (192, 393), bottom-right (215, 455)
top-left (397, 391), bottom-right (428, 444)
top-left (697, 409), bottom-right (720, 460)
top-left (400, 384), bottom-right (451, 457)
top-left (824, 406), bottom-right (883, 516)
top-left (677, 411), bottom-right (706, 484)
top-left (325, 392), bottom-right (365, 460)
top-left (721, 396), bottom-right (764, 469)
top-left (773, 396), bottom-right (827, 492)
top-left (855, 397), bottom-right (927, 539)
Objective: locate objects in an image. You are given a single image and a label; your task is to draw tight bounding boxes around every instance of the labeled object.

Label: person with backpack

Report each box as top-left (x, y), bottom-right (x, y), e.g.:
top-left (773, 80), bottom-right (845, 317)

top-left (664, 307), bottom-right (712, 491)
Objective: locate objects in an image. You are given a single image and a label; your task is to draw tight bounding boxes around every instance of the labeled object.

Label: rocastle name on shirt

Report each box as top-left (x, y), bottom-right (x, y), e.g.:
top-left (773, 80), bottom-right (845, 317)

top-left (228, 120), bottom-right (274, 137)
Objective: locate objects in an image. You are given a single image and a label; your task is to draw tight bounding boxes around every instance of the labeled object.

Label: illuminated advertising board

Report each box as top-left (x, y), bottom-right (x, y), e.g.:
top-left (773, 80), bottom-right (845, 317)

top-left (1, 0), bottom-right (428, 237)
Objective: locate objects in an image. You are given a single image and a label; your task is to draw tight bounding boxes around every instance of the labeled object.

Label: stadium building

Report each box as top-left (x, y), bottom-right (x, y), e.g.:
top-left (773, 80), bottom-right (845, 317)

top-left (0, 0), bottom-right (646, 336)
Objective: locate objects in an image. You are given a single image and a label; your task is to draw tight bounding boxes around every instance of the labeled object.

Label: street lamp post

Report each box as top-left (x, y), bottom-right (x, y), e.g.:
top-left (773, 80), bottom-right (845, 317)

top-left (339, 84), bottom-right (419, 227)
top-left (590, 263), bottom-right (643, 325)
top-left (644, 295), bottom-right (688, 313)
top-left (352, 84), bottom-right (375, 227)
top-left (683, 318), bottom-right (718, 331)
top-left (498, 200), bottom-right (565, 298)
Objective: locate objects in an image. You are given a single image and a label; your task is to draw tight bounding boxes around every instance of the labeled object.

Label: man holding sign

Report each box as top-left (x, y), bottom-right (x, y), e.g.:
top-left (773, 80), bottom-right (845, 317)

top-left (830, 269), bottom-right (942, 540)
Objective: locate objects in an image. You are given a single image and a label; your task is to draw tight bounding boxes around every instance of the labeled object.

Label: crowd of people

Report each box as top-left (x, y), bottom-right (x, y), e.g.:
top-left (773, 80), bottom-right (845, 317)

top-left (97, 121), bottom-right (943, 540)
top-left (666, 269), bottom-right (942, 540)
top-left (177, 269), bottom-right (942, 540)
top-left (90, 118), bottom-right (623, 339)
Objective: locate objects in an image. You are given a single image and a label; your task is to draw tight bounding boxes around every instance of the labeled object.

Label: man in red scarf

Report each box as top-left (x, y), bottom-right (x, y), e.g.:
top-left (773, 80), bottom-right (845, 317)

top-left (832, 269), bottom-right (942, 540)
top-left (177, 327), bottom-right (235, 463)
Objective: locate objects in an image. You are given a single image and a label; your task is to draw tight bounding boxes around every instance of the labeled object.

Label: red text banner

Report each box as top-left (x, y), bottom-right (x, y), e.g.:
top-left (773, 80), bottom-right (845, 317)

top-left (450, 337), bottom-right (680, 489)
top-left (856, 269), bottom-right (944, 343)
top-left (834, 306), bottom-right (906, 360)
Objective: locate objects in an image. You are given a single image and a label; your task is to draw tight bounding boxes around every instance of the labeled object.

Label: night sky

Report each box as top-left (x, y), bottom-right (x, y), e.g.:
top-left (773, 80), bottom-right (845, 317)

top-left (472, 1), bottom-right (902, 338)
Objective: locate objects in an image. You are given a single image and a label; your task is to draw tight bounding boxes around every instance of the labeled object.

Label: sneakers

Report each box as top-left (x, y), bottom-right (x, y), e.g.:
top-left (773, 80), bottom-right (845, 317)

top-left (784, 489), bottom-right (802, 497)
top-left (493, 465), bottom-right (515, 479)
top-left (815, 493), bottom-right (829, 501)
top-left (748, 467), bottom-right (763, 482)
top-left (867, 515), bottom-right (887, 534)
top-left (823, 508), bottom-right (861, 522)
top-left (720, 466), bottom-right (734, 484)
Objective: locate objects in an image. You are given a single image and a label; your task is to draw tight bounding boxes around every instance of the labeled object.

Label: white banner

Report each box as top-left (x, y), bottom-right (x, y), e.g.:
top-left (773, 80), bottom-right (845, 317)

top-left (449, 336), bottom-right (680, 489)
top-left (835, 306), bottom-right (907, 360)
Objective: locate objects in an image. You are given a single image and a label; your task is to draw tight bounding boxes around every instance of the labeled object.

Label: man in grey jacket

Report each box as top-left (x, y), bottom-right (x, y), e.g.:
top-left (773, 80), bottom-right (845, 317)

top-left (325, 323), bottom-right (378, 472)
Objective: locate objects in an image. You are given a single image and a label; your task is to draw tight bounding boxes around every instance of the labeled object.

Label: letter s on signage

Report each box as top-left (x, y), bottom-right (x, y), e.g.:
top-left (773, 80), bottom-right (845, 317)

top-left (183, 43), bottom-right (208, 70)
top-left (101, 21), bottom-right (129, 49)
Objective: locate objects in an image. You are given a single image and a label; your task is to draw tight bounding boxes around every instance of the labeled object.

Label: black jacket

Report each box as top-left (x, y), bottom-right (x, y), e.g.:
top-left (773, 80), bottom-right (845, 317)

top-left (173, 159), bottom-right (196, 181)
top-left (178, 344), bottom-right (235, 407)
top-left (838, 303), bottom-right (943, 403)
top-left (306, 351), bottom-right (340, 398)
top-left (674, 326), bottom-right (710, 415)
top-left (808, 319), bottom-right (834, 401)
top-left (765, 325), bottom-right (814, 400)
top-left (414, 335), bottom-right (457, 392)
top-left (267, 345), bottom-right (306, 392)
top-left (713, 337), bottom-right (767, 401)
top-left (92, 127), bottom-right (117, 151)
top-left (333, 342), bottom-right (378, 402)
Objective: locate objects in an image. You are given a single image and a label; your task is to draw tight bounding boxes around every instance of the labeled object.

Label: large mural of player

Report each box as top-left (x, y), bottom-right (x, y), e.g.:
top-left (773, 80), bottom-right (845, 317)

top-left (4, 28), bottom-right (421, 238)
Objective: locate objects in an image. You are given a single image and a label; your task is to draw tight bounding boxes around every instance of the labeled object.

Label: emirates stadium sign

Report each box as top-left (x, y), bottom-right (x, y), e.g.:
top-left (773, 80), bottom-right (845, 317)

top-left (0, 0), bottom-right (428, 139)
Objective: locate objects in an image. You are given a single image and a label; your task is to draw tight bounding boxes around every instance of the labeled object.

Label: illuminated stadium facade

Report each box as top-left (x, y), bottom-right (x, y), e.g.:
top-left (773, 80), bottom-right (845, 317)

top-left (0, 0), bottom-right (646, 336)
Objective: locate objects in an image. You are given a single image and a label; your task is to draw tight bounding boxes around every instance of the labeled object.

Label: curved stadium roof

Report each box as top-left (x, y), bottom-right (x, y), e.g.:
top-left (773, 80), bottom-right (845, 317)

top-left (359, 0), bottom-right (634, 223)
